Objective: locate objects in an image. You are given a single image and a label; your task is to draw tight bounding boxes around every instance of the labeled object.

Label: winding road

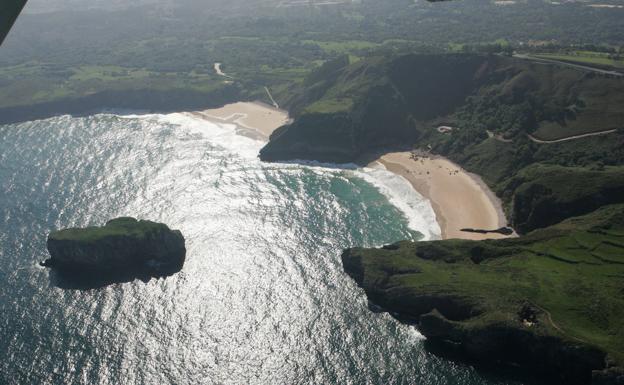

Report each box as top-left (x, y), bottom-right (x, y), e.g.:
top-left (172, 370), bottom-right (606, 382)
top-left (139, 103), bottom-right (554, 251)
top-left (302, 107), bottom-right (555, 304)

top-left (527, 128), bottom-right (619, 144)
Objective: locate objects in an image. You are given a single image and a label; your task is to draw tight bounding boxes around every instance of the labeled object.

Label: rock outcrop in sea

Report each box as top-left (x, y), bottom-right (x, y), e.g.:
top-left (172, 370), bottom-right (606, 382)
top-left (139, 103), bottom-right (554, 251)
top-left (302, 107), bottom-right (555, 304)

top-left (43, 217), bottom-right (186, 286)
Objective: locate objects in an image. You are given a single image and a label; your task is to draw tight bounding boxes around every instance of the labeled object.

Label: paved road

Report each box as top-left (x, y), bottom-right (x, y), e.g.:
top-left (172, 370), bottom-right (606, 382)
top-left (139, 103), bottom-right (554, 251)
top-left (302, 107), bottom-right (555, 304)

top-left (528, 128), bottom-right (619, 144)
top-left (513, 54), bottom-right (623, 77)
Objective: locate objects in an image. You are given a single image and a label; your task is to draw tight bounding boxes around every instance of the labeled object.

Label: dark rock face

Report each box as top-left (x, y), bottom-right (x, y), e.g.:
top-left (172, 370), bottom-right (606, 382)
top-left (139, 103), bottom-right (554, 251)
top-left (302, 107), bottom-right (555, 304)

top-left (43, 217), bottom-right (186, 286)
top-left (261, 54), bottom-right (490, 163)
top-left (343, 247), bottom-right (610, 384)
top-left (418, 310), bottom-right (607, 385)
top-left (260, 113), bottom-right (360, 163)
top-left (510, 172), bottom-right (624, 233)
top-left (592, 368), bottom-right (624, 385)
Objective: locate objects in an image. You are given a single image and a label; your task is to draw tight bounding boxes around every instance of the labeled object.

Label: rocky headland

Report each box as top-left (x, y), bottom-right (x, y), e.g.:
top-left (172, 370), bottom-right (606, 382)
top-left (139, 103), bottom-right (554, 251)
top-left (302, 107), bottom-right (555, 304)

top-left (342, 205), bottom-right (624, 385)
top-left (258, 53), bottom-right (624, 384)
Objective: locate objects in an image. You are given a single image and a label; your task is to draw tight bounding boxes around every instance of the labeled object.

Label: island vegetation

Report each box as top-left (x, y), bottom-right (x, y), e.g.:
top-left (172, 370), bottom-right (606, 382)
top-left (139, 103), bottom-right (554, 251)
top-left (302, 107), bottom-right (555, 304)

top-left (44, 217), bottom-right (186, 288)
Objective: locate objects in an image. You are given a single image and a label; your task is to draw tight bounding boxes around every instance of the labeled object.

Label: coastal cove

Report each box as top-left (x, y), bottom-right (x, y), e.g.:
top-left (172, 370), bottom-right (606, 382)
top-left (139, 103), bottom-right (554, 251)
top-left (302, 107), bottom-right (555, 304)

top-left (0, 104), bottom-right (532, 385)
top-left (256, 53), bottom-right (624, 384)
top-left (3, 0), bottom-right (624, 383)
top-left (4, 71), bottom-right (620, 384)
top-left (196, 101), bottom-right (510, 242)
top-left (182, 100), bottom-right (624, 385)
top-left (2, 66), bottom-right (621, 384)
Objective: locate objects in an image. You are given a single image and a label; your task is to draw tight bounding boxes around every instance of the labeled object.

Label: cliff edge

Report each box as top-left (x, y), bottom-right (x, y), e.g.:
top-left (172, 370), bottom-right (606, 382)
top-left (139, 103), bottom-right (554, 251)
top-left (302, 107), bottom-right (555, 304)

top-left (43, 217), bottom-right (186, 285)
top-left (342, 205), bottom-right (624, 385)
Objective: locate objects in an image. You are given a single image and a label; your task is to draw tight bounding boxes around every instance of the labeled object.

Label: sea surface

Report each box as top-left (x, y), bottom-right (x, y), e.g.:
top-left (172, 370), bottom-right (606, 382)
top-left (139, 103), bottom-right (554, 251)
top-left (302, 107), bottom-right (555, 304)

top-left (0, 113), bottom-right (529, 385)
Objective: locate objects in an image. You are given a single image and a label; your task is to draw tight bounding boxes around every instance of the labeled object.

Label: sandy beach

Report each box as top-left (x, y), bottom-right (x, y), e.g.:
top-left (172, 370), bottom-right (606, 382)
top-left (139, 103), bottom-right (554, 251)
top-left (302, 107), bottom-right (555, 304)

top-left (189, 101), bottom-right (290, 140)
top-left (372, 152), bottom-right (511, 240)
top-left (188, 102), bottom-right (508, 240)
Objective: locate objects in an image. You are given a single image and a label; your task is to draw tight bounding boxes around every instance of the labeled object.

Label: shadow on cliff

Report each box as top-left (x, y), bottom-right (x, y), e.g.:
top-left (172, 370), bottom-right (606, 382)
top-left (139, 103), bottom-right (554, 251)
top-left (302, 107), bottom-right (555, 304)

top-left (46, 265), bottom-right (183, 290)
top-left (423, 339), bottom-right (555, 385)
top-left (365, 299), bottom-right (578, 385)
top-left (364, 302), bottom-right (552, 385)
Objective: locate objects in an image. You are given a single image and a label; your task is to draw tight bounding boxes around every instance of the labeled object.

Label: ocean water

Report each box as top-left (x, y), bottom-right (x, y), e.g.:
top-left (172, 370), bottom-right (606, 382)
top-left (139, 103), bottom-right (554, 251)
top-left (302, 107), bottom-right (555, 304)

top-left (0, 113), bottom-right (526, 385)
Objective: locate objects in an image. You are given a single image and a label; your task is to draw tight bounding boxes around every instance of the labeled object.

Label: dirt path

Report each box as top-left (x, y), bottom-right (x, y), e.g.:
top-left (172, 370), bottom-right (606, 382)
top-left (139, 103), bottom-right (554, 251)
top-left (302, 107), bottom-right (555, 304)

top-left (530, 303), bottom-right (588, 344)
top-left (212, 63), bottom-right (278, 109)
top-left (264, 86), bottom-right (279, 109)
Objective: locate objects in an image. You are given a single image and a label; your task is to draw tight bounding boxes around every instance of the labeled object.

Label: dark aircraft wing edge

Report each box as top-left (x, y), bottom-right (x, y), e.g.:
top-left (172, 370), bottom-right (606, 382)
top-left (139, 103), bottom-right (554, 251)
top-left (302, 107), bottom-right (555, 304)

top-left (0, 0), bottom-right (28, 46)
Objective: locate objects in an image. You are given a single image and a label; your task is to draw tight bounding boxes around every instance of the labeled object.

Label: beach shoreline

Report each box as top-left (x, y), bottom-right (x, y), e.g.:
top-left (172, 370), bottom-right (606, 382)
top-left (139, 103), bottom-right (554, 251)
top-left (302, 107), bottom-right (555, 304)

top-left (187, 101), bottom-right (511, 241)
top-left (371, 152), bottom-right (512, 241)
top-left (187, 101), bottom-right (291, 141)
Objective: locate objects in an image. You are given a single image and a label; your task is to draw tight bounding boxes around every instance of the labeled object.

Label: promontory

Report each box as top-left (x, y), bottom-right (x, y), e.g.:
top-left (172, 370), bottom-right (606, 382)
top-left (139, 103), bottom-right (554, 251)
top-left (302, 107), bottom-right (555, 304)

top-left (260, 53), bottom-right (624, 384)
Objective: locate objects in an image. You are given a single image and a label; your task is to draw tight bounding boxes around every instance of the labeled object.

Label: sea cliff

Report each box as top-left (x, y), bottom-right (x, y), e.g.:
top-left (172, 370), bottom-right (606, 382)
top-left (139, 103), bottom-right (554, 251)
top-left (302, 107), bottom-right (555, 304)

top-left (262, 54), bottom-right (624, 169)
top-left (260, 53), bottom-right (624, 234)
top-left (260, 53), bottom-right (624, 384)
top-left (342, 205), bottom-right (624, 385)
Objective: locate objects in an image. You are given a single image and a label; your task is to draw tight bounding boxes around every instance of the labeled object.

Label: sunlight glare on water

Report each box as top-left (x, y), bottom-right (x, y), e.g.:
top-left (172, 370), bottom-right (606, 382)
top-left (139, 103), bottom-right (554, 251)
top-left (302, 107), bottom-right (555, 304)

top-left (0, 113), bottom-right (525, 385)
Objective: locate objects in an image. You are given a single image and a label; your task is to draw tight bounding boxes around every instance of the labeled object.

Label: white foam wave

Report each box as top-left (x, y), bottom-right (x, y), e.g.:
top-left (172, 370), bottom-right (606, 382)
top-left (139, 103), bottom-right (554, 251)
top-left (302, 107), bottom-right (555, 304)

top-left (354, 166), bottom-right (441, 241)
top-left (253, 156), bottom-right (441, 241)
top-left (115, 111), bottom-right (266, 159)
top-left (114, 111), bottom-right (441, 240)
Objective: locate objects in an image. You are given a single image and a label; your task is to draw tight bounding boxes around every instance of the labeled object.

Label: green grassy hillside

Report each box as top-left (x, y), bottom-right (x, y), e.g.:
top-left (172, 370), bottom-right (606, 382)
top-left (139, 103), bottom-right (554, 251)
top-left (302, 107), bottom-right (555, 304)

top-left (264, 53), bottom-right (624, 162)
top-left (261, 53), bottom-right (624, 232)
top-left (266, 53), bottom-right (624, 383)
top-left (262, 54), bottom-right (493, 161)
top-left (342, 205), bottom-right (624, 384)
top-left (49, 217), bottom-right (173, 243)
top-left (499, 165), bottom-right (624, 233)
